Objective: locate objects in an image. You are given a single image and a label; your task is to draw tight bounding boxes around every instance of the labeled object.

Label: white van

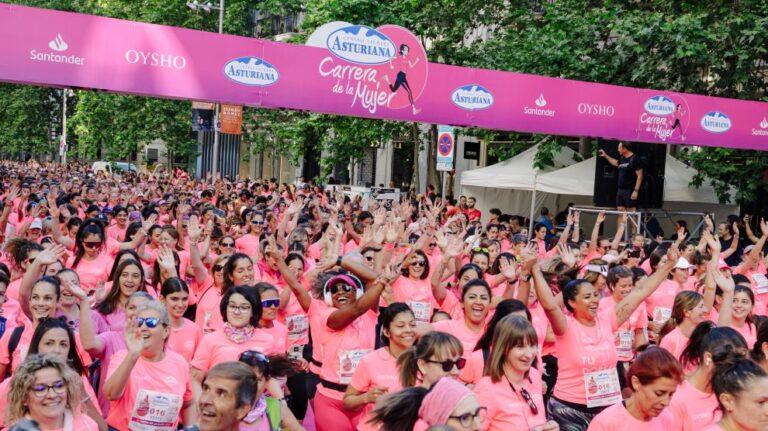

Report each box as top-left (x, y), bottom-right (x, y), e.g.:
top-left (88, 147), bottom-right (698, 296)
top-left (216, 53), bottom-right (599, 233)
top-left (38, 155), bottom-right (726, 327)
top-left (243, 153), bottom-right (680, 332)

top-left (91, 161), bottom-right (139, 174)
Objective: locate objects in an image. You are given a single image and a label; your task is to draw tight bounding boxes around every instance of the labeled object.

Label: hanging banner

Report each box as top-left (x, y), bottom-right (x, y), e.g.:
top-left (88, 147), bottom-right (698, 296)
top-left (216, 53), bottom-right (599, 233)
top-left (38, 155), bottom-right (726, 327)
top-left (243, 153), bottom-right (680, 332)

top-left (1, 4), bottom-right (767, 151)
top-left (191, 101), bottom-right (214, 132)
top-left (436, 125), bottom-right (455, 171)
top-left (220, 104), bottom-right (243, 135)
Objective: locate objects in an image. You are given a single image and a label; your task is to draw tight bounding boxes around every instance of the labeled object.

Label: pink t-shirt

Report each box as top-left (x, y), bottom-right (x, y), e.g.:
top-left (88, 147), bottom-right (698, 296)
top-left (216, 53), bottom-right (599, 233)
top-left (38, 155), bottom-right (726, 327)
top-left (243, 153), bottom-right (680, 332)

top-left (350, 347), bottom-right (402, 431)
top-left (0, 324), bottom-right (92, 373)
top-left (107, 224), bottom-right (127, 242)
top-left (307, 300), bottom-right (330, 375)
top-left (106, 349), bottom-right (193, 431)
top-left (1, 297), bottom-right (21, 329)
top-left (598, 295), bottom-right (647, 362)
top-left (391, 276), bottom-right (438, 323)
top-left (5, 278), bottom-right (21, 302)
top-left (69, 253), bottom-right (112, 293)
top-left (167, 318), bottom-right (204, 362)
top-left (667, 380), bottom-right (720, 431)
top-left (432, 319), bottom-right (484, 359)
top-left (732, 321), bottom-right (757, 348)
top-left (645, 279), bottom-right (681, 325)
top-left (553, 314), bottom-right (618, 406)
top-left (195, 281), bottom-right (224, 335)
top-left (458, 349), bottom-right (485, 385)
top-left (587, 401), bottom-right (677, 431)
top-left (276, 278), bottom-right (312, 358)
top-left (94, 308), bottom-right (128, 333)
top-left (237, 235), bottom-right (262, 259)
top-left (659, 327), bottom-right (690, 361)
top-left (190, 328), bottom-right (277, 373)
top-left (315, 307), bottom-right (377, 400)
top-left (474, 369), bottom-right (547, 430)
top-left (261, 321), bottom-right (288, 355)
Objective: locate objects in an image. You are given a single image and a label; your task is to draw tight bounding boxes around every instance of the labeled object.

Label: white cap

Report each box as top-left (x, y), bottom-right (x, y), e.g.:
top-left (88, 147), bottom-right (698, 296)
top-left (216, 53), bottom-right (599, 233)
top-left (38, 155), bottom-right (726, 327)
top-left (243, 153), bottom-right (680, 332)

top-left (30, 218), bottom-right (42, 230)
top-left (674, 257), bottom-right (692, 270)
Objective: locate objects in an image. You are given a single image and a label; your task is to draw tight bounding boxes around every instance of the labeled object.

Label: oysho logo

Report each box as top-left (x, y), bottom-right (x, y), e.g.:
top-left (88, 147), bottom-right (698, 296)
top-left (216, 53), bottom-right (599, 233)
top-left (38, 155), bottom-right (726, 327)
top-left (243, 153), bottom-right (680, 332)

top-left (30, 33), bottom-right (85, 66)
top-left (48, 34), bottom-right (68, 52)
top-left (326, 25), bottom-right (396, 65)
top-left (578, 103), bottom-right (615, 117)
top-left (524, 93), bottom-right (555, 117)
top-left (451, 85), bottom-right (494, 110)
top-left (701, 111), bottom-right (732, 133)
top-left (752, 117), bottom-right (768, 136)
top-left (125, 50), bottom-right (186, 70)
top-left (644, 96), bottom-right (675, 116)
top-left (224, 57), bottom-right (279, 86)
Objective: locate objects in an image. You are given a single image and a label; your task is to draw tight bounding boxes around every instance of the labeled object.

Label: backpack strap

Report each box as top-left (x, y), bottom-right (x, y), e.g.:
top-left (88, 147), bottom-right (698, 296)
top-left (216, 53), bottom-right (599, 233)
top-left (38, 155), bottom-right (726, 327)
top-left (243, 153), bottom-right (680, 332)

top-left (265, 396), bottom-right (281, 431)
top-left (6, 325), bottom-right (25, 377)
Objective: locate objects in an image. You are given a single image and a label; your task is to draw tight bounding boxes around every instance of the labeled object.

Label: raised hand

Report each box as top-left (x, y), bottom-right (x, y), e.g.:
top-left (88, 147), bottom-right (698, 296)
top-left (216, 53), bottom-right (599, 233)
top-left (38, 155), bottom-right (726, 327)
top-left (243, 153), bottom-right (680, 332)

top-left (35, 244), bottom-right (66, 265)
top-left (156, 246), bottom-right (177, 276)
top-left (556, 243), bottom-right (577, 267)
top-left (141, 213), bottom-right (158, 232)
top-left (187, 215), bottom-right (203, 242)
top-left (124, 318), bottom-right (146, 355)
top-left (596, 211), bottom-right (606, 224)
top-left (521, 243), bottom-right (539, 270)
top-left (708, 264), bottom-right (734, 294)
top-left (499, 256), bottom-right (518, 281)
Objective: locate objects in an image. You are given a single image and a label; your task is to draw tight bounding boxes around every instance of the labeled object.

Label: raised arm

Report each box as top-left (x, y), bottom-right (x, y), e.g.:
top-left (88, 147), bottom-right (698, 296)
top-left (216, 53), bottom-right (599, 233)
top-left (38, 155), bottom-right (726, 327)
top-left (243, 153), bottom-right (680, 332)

top-left (587, 211), bottom-right (605, 255)
top-left (69, 281), bottom-right (106, 354)
top-left (327, 273), bottom-right (386, 331)
top-left (615, 247), bottom-right (678, 327)
top-left (529, 248), bottom-right (567, 335)
top-left (611, 212), bottom-right (627, 251)
top-left (19, 245), bottom-right (66, 320)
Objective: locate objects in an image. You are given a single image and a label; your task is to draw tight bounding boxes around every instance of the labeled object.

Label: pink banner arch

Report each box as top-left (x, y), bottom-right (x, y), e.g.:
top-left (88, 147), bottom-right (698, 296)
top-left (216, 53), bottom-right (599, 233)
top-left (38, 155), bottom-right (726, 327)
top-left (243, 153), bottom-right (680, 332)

top-left (1, 3), bottom-right (767, 150)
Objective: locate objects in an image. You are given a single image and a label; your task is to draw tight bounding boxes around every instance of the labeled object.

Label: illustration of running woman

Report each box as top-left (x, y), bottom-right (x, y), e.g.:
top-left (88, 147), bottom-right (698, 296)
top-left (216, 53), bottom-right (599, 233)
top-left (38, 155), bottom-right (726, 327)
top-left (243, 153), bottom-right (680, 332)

top-left (671, 103), bottom-right (686, 140)
top-left (383, 44), bottom-right (421, 115)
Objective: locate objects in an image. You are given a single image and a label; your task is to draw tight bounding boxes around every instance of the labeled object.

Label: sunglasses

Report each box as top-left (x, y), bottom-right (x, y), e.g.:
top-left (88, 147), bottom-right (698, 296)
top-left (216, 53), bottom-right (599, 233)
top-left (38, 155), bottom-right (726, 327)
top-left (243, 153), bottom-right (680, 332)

top-left (213, 264), bottom-right (225, 272)
top-left (472, 247), bottom-right (489, 254)
top-left (261, 299), bottom-right (280, 308)
top-left (449, 407), bottom-right (487, 428)
top-left (510, 383), bottom-right (539, 415)
top-left (428, 243), bottom-right (437, 247)
top-left (30, 380), bottom-right (67, 398)
top-left (411, 260), bottom-right (426, 267)
top-left (251, 220), bottom-right (265, 225)
top-left (426, 358), bottom-right (466, 372)
top-left (327, 283), bottom-right (354, 295)
top-left (135, 317), bottom-right (163, 328)
top-left (221, 241), bottom-right (235, 247)
top-left (83, 241), bottom-right (102, 249)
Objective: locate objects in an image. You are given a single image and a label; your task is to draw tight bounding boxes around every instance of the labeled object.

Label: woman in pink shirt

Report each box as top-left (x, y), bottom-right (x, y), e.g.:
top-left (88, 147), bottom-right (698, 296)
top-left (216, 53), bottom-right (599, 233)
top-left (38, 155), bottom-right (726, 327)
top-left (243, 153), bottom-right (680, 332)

top-left (195, 254), bottom-right (229, 334)
top-left (667, 322), bottom-right (749, 431)
top-left (93, 259), bottom-right (148, 332)
top-left (658, 290), bottom-right (715, 361)
top-left (646, 257), bottom-right (693, 339)
top-left (390, 250), bottom-right (435, 323)
top-left (702, 357), bottom-right (768, 431)
top-left (531, 247), bottom-right (677, 431)
top-left (588, 347), bottom-right (683, 431)
top-left (397, 331), bottom-right (464, 393)
top-left (223, 253), bottom-right (257, 290)
top-left (4, 353), bottom-right (99, 431)
top-left (256, 282), bottom-right (288, 355)
top-left (237, 211), bottom-right (266, 259)
top-left (106, 205), bottom-right (129, 242)
top-left (430, 279), bottom-right (492, 357)
top-left (104, 301), bottom-right (196, 430)
top-left (160, 277), bottom-right (202, 362)
top-left (475, 315), bottom-right (557, 431)
top-left (729, 285), bottom-right (758, 347)
top-left (2, 237), bottom-right (43, 302)
top-left (67, 219), bottom-right (112, 293)
top-left (344, 303), bottom-right (416, 431)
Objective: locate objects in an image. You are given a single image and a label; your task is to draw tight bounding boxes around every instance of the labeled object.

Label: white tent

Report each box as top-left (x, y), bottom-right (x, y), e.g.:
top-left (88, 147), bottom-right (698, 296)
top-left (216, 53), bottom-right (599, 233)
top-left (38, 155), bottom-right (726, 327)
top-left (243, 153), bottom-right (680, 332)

top-left (460, 144), bottom-right (583, 222)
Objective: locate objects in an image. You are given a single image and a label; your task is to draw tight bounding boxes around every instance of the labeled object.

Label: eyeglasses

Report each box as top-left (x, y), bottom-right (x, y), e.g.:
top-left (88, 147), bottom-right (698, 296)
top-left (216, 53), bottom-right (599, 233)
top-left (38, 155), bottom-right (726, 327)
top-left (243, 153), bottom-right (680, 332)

top-left (213, 264), bottom-right (225, 272)
top-left (426, 358), bottom-right (466, 372)
top-left (83, 241), bottom-right (102, 249)
top-left (261, 299), bottom-right (280, 308)
top-left (135, 317), bottom-right (163, 328)
top-left (30, 380), bottom-right (67, 398)
top-left (449, 407), bottom-right (487, 428)
top-left (227, 303), bottom-right (252, 314)
top-left (221, 241), bottom-right (235, 247)
top-left (428, 243), bottom-right (437, 247)
top-left (251, 220), bottom-right (265, 225)
top-left (472, 247), bottom-right (489, 254)
top-left (327, 284), bottom-right (354, 295)
top-left (411, 260), bottom-right (426, 267)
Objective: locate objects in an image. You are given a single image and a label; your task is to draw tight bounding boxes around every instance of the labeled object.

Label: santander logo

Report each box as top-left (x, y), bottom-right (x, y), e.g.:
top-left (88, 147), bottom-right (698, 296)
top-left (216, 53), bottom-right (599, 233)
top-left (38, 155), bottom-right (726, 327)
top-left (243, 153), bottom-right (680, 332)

top-left (535, 94), bottom-right (546, 107)
top-left (48, 34), bottom-right (68, 52)
top-left (326, 25), bottom-right (396, 65)
top-left (451, 85), bottom-right (494, 110)
top-left (752, 117), bottom-right (768, 137)
top-left (524, 93), bottom-right (555, 117)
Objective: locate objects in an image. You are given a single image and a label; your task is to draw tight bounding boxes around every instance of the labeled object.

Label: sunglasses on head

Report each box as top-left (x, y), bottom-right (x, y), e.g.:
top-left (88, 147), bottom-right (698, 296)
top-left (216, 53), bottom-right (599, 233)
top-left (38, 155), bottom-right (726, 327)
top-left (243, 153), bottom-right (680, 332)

top-left (261, 299), bottom-right (280, 308)
top-left (239, 350), bottom-right (270, 372)
top-left (327, 283), bottom-right (354, 295)
top-left (83, 241), bottom-right (102, 249)
top-left (135, 317), bottom-right (163, 328)
top-left (426, 357), bottom-right (466, 372)
top-left (472, 247), bottom-right (489, 254)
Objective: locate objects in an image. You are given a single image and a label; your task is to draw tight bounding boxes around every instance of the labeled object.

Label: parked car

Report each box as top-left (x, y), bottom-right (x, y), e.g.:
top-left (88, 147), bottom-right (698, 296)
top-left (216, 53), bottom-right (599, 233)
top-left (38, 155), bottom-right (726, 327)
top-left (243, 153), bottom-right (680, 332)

top-left (91, 161), bottom-right (139, 174)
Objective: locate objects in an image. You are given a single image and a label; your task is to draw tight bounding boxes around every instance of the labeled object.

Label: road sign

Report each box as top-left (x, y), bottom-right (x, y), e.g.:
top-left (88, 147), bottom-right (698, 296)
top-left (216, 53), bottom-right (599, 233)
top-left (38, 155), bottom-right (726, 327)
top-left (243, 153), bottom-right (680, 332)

top-left (436, 125), bottom-right (454, 171)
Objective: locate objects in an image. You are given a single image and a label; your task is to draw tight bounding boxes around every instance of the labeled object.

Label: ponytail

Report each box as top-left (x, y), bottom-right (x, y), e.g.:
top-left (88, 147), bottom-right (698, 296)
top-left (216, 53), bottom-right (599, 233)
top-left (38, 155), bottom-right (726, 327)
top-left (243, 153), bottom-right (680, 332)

top-left (711, 357), bottom-right (767, 412)
top-left (396, 332), bottom-right (463, 387)
top-left (751, 320), bottom-right (768, 363)
top-left (680, 321), bottom-right (748, 370)
top-left (368, 386), bottom-right (428, 431)
top-left (658, 291), bottom-right (703, 344)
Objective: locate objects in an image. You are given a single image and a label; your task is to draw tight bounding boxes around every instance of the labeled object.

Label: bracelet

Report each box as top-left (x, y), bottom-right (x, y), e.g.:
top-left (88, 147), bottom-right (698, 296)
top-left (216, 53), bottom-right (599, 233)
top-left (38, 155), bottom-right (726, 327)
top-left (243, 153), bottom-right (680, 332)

top-left (336, 256), bottom-right (343, 267)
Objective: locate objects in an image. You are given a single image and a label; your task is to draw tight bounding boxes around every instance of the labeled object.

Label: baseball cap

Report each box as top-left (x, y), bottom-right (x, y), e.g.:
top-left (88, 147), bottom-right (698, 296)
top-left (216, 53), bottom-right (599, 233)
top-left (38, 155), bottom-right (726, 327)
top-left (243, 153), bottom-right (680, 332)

top-left (674, 257), bottom-right (692, 270)
top-left (29, 218), bottom-right (42, 230)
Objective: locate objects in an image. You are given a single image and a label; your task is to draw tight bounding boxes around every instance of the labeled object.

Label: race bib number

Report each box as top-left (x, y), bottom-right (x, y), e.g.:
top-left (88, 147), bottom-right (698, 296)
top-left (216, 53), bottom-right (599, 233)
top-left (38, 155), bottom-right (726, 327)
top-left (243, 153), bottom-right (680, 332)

top-left (129, 389), bottom-right (182, 431)
top-left (584, 367), bottom-right (622, 408)
top-left (653, 307), bottom-right (672, 324)
top-left (286, 314), bottom-right (309, 340)
top-left (338, 349), bottom-right (370, 384)
top-left (754, 274), bottom-right (768, 294)
top-left (407, 301), bottom-right (433, 323)
top-left (203, 312), bottom-right (215, 335)
top-left (615, 330), bottom-right (634, 360)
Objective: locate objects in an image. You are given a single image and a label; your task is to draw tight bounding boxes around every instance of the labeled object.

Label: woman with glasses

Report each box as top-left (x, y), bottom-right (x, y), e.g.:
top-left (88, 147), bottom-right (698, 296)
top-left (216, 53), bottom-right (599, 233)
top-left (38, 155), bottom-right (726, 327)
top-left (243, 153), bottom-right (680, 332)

top-left (389, 249), bottom-right (435, 323)
top-left (238, 350), bottom-right (305, 431)
top-left (531, 246), bottom-right (678, 431)
top-left (256, 282), bottom-right (288, 355)
top-left (343, 303), bottom-right (416, 431)
top-left (475, 315), bottom-right (558, 431)
top-left (238, 211), bottom-right (266, 260)
top-left (65, 219), bottom-right (113, 293)
top-left (195, 254), bottom-right (230, 334)
top-left (160, 277), bottom-right (202, 362)
top-left (588, 347), bottom-right (683, 431)
top-left (5, 354), bottom-right (98, 430)
top-left (309, 256), bottom-right (384, 431)
top-left (2, 237), bottom-right (43, 302)
top-left (103, 301), bottom-right (196, 431)
top-left (191, 286), bottom-right (280, 387)
top-left (216, 235), bottom-right (236, 258)
top-left (370, 377), bottom-right (484, 431)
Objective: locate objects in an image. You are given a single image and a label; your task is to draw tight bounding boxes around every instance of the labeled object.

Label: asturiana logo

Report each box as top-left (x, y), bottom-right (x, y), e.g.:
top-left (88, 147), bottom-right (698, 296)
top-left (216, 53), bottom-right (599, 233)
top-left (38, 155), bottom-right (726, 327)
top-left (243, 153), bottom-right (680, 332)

top-left (451, 85), bottom-right (494, 111)
top-left (326, 25), bottom-right (396, 65)
top-left (644, 96), bottom-right (675, 116)
top-left (700, 111), bottom-right (732, 133)
top-left (30, 33), bottom-right (85, 66)
top-left (224, 57), bottom-right (279, 86)
top-left (752, 117), bottom-right (768, 136)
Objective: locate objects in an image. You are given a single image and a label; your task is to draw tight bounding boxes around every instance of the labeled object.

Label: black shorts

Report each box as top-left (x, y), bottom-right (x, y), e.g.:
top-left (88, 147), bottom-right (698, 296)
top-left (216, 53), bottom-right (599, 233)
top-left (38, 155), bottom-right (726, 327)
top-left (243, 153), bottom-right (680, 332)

top-left (616, 188), bottom-right (637, 208)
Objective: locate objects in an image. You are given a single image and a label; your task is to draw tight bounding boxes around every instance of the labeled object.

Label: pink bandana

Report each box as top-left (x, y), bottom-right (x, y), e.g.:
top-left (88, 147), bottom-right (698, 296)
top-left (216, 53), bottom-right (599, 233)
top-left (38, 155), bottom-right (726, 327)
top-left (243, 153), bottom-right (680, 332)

top-left (418, 378), bottom-right (474, 426)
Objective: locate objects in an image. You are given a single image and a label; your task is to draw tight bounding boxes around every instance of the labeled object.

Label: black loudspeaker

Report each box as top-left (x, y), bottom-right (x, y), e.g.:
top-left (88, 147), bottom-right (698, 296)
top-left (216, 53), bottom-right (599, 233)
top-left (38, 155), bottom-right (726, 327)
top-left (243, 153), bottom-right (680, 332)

top-left (593, 140), bottom-right (666, 209)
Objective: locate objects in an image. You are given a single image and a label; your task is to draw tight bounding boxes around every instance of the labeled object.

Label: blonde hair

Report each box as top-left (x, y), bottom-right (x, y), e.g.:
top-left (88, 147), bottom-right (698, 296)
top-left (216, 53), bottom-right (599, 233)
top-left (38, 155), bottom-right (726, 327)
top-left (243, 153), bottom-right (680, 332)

top-left (485, 315), bottom-right (539, 382)
top-left (658, 291), bottom-right (703, 343)
top-left (5, 354), bottom-right (83, 424)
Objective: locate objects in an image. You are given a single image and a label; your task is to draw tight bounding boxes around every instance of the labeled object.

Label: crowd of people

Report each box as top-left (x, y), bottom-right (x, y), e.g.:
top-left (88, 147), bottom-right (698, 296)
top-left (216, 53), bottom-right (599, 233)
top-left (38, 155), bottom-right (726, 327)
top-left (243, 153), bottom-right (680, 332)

top-left (0, 160), bottom-right (766, 431)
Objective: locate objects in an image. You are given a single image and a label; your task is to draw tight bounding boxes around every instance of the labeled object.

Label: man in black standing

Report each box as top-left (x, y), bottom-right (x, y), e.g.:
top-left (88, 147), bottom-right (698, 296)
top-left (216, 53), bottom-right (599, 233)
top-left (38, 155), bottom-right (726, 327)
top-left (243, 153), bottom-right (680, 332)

top-left (598, 142), bottom-right (644, 212)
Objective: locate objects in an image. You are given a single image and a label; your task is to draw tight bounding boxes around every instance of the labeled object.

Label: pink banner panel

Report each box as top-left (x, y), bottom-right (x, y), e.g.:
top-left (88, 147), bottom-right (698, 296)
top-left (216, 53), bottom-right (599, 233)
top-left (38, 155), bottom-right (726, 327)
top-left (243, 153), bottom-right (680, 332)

top-left (1, 4), bottom-right (767, 151)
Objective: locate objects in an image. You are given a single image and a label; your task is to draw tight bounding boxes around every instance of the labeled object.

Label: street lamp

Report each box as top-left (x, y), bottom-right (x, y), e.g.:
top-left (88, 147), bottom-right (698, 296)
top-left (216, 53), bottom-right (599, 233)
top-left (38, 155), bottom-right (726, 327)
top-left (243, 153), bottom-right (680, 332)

top-left (187, 0), bottom-right (224, 183)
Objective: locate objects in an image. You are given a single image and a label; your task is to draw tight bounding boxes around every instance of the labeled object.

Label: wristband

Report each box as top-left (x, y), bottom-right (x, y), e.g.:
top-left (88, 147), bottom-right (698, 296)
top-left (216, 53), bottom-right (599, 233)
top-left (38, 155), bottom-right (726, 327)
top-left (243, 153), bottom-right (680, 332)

top-left (336, 256), bottom-right (343, 267)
